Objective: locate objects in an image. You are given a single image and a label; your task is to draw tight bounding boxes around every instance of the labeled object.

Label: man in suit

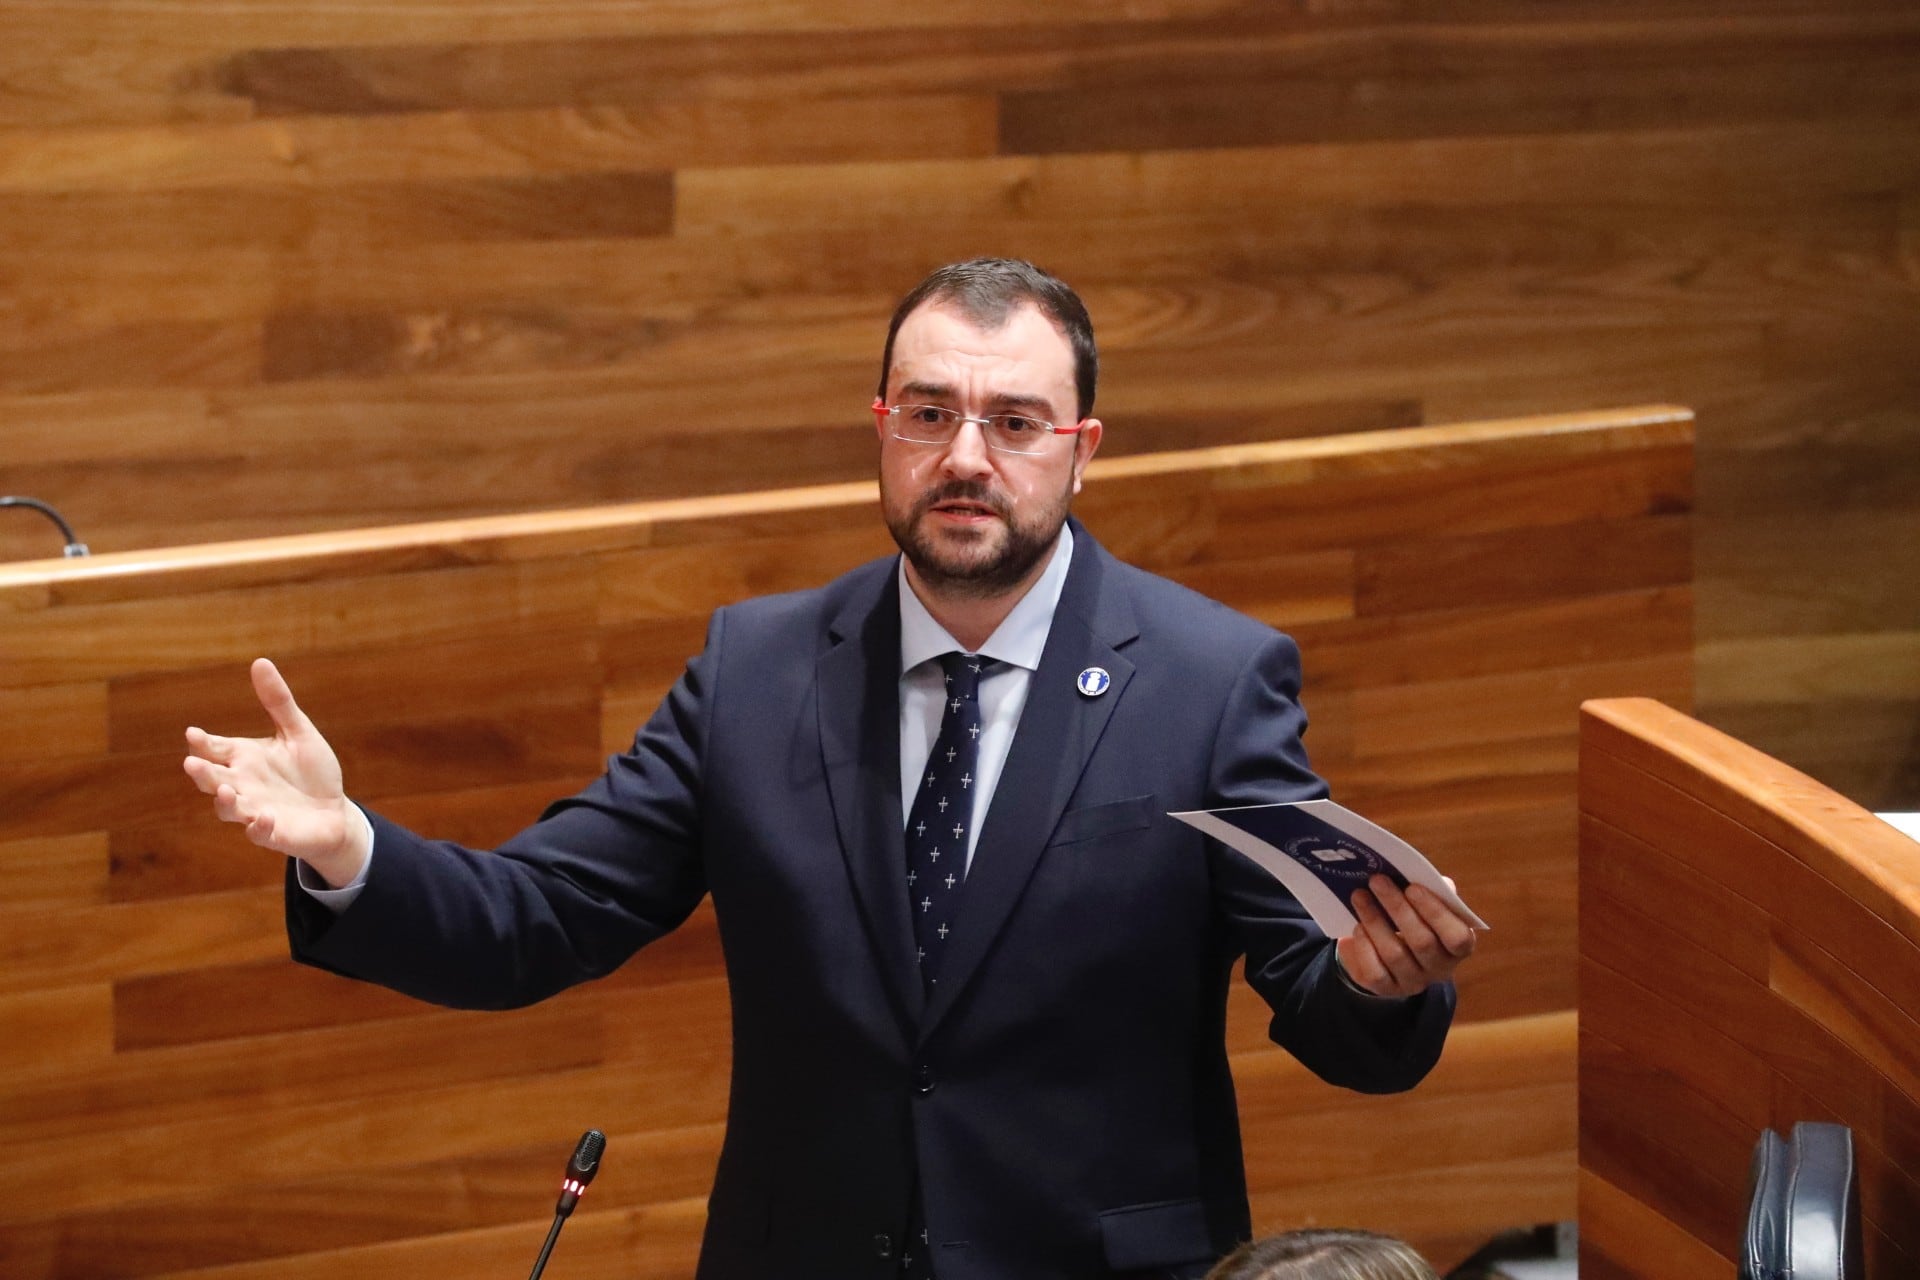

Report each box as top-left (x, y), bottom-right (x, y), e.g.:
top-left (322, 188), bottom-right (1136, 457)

top-left (184, 259), bottom-right (1476, 1280)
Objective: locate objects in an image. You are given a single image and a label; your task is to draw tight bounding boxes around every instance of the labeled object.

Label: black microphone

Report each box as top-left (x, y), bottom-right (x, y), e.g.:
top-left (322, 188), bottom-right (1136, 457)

top-left (529, 1129), bottom-right (606, 1280)
top-left (556, 1128), bottom-right (606, 1216)
top-left (0, 496), bottom-right (88, 558)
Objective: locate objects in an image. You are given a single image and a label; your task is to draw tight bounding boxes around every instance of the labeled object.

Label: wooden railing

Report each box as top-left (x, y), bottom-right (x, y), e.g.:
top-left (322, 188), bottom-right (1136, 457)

top-left (1579, 697), bottom-right (1920, 1278)
top-left (0, 406), bottom-right (1693, 1276)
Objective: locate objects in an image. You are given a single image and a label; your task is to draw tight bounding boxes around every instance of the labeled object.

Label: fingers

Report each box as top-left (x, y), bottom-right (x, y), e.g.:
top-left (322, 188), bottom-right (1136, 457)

top-left (182, 753), bottom-right (227, 795)
top-left (212, 781), bottom-right (250, 826)
top-left (250, 658), bottom-right (311, 738)
top-left (1408, 881), bottom-right (1478, 959)
top-left (1347, 875), bottom-right (1480, 996)
top-left (1336, 930), bottom-right (1393, 995)
top-left (244, 808), bottom-right (278, 848)
top-left (210, 782), bottom-right (277, 844)
top-left (183, 728), bottom-right (235, 796)
top-left (183, 725), bottom-right (235, 764)
top-left (1365, 878), bottom-right (1443, 966)
top-left (183, 727), bottom-right (249, 796)
top-left (1373, 877), bottom-right (1478, 958)
top-left (1350, 885), bottom-right (1423, 993)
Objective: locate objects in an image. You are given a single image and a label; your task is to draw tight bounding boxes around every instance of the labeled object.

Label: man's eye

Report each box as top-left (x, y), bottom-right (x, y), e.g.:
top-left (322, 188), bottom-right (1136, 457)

top-left (995, 415), bottom-right (1043, 435)
top-left (907, 406), bottom-right (949, 426)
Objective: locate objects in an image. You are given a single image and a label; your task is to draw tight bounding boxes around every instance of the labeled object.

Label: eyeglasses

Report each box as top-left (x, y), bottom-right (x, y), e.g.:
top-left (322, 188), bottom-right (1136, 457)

top-left (872, 399), bottom-right (1087, 457)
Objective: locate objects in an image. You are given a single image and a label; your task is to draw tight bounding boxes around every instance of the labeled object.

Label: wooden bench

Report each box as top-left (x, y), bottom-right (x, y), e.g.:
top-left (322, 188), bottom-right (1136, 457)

top-left (0, 405), bottom-right (1692, 1276)
top-left (1579, 697), bottom-right (1920, 1277)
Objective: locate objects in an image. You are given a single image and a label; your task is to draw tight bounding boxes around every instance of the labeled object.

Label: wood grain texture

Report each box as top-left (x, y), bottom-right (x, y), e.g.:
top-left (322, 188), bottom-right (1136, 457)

top-left (1577, 697), bottom-right (1920, 1277)
top-left (0, 1), bottom-right (1906, 803)
top-left (0, 410), bottom-right (1690, 1275)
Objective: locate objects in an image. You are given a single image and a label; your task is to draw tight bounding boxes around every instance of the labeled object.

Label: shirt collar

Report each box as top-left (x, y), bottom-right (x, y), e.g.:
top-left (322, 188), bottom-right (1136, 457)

top-left (898, 525), bottom-right (1074, 676)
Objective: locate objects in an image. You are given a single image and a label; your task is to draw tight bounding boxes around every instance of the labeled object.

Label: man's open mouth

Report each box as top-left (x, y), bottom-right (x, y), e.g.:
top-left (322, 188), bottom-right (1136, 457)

top-left (932, 500), bottom-right (998, 518)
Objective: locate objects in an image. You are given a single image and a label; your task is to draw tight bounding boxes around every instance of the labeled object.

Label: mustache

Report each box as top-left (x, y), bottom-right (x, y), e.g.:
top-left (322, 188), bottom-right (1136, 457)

top-left (912, 481), bottom-right (1010, 520)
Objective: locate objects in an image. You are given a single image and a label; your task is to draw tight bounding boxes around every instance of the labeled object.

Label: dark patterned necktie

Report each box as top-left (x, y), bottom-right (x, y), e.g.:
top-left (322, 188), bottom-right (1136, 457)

top-left (905, 652), bottom-right (992, 990)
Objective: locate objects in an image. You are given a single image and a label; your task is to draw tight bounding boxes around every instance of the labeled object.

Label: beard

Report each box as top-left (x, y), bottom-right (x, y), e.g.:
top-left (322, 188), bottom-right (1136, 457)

top-left (883, 476), bottom-right (1071, 600)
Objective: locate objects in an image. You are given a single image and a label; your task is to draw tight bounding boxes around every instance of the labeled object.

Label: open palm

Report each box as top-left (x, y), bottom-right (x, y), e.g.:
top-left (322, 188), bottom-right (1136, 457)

top-left (183, 658), bottom-right (363, 885)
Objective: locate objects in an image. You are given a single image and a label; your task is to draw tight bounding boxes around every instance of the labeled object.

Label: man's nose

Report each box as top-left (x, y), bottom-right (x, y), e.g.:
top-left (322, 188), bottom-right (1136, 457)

top-left (939, 419), bottom-right (995, 477)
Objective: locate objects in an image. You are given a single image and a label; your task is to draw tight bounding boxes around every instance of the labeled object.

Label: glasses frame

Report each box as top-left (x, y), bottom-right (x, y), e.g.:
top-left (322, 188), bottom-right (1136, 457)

top-left (872, 398), bottom-right (1088, 457)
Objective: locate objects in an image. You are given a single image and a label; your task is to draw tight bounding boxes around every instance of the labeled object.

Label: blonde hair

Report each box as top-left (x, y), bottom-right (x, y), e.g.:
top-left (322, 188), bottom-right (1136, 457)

top-left (1205, 1228), bottom-right (1440, 1280)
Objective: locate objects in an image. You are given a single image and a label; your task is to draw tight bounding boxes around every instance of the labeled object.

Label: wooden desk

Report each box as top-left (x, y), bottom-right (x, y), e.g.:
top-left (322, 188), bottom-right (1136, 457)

top-left (1579, 697), bottom-right (1920, 1277)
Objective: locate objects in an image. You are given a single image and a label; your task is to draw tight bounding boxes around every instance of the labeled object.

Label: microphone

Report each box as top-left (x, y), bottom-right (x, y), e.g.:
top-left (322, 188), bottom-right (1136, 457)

top-left (0, 496), bottom-right (88, 558)
top-left (556, 1128), bottom-right (605, 1216)
top-left (529, 1129), bottom-right (606, 1280)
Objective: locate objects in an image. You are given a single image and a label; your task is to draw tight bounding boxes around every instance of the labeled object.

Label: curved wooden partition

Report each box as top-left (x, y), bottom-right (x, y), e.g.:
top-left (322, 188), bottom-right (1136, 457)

top-left (1579, 697), bottom-right (1920, 1278)
top-left (0, 406), bottom-right (1692, 1277)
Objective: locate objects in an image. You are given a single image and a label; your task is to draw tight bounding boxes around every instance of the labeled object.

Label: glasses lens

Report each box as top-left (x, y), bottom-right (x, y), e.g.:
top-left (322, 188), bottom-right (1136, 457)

top-left (892, 405), bottom-right (961, 444)
top-left (887, 405), bottom-right (1060, 455)
top-left (983, 414), bottom-right (1052, 454)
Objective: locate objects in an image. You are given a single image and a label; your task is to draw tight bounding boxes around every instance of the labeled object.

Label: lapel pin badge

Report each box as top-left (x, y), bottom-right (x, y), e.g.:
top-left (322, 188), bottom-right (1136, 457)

top-left (1076, 667), bottom-right (1111, 697)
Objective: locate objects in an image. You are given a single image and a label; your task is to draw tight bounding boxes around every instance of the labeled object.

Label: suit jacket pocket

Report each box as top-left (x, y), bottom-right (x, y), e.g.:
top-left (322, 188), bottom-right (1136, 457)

top-left (1050, 794), bottom-right (1158, 847)
top-left (1097, 1197), bottom-right (1213, 1270)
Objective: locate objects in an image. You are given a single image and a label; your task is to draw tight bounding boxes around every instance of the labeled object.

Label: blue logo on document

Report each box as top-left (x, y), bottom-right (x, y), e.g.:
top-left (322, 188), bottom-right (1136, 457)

top-left (1282, 833), bottom-right (1390, 886)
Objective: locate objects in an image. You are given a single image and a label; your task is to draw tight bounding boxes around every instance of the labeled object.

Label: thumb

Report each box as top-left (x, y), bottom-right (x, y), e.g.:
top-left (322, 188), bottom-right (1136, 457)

top-left (250, 658), bottom-right (312, 737)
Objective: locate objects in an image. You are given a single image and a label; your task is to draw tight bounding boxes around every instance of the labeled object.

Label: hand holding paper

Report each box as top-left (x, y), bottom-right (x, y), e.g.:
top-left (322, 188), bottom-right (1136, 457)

top-left (1337, 874), bottom-right (1477, 998)
top-left (1170, 799), bottom-right (1486, 998)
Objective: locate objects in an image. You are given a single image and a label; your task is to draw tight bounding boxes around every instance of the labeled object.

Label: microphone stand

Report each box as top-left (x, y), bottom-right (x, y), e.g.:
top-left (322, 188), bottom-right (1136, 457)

top-left (528, 1213), bottom-right (568, 1280)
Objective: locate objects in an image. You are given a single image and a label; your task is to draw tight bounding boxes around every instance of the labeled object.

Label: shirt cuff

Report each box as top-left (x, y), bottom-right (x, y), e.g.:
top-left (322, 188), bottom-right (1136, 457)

top-left (294, 803), bottom-right (375, 913)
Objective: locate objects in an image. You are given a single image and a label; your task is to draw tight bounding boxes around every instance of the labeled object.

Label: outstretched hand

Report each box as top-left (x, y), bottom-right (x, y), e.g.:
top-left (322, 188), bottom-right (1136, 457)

top-left (182, 658), bottom-right (368, 888)
top-left (1336, 875), bottom-right (1478, 999)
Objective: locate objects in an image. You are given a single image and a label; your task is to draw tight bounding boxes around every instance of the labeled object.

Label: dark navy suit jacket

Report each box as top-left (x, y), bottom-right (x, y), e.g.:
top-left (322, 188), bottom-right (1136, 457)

top-left (288, 520), bottom-right (1454, 1280)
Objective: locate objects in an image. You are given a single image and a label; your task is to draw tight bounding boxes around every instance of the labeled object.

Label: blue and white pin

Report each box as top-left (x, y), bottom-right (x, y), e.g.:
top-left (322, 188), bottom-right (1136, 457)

top-left (1076, 666), bottom-right (1112, 698)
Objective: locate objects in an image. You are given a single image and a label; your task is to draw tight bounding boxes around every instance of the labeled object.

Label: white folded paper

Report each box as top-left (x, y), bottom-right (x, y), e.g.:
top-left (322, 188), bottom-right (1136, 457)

top-left (1169, 799), bottom-right (1488, 939)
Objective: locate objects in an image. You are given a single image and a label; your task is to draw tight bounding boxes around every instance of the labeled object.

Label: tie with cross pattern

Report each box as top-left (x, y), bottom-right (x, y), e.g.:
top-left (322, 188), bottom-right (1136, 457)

top-left (905, 651), bottom-right (993, 990)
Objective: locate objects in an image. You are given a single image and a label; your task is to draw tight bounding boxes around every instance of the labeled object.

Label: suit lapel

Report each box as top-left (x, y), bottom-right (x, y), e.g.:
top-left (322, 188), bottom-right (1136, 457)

top-left (816, 568), bottom-right (925, 1028)
top-left (921, 526), bottom-right (1139, 1038)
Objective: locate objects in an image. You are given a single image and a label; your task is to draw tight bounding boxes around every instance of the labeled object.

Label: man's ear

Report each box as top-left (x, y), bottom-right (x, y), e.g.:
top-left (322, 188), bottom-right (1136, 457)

top-left (1070, 419), bottom-right (1103, 494)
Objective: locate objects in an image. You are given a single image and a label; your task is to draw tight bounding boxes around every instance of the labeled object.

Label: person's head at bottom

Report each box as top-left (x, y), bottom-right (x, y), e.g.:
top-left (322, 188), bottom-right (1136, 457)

top-left (1206, 1228), bottom-right (1441, 1280)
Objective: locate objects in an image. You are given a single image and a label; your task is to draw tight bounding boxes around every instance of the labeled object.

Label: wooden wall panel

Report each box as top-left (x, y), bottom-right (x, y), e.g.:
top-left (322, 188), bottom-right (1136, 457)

top-left (1578, 697), bottom-right (1920, 1277)
top-left (0, 409), bottom-right (1689, 1275)
top-left (0, 1), bottom-right (1907, 803)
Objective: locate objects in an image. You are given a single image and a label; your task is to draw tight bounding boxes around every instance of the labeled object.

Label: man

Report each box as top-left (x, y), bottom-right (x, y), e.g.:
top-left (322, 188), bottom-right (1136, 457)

top-left (184, 259), bottom-right (1476, 1280)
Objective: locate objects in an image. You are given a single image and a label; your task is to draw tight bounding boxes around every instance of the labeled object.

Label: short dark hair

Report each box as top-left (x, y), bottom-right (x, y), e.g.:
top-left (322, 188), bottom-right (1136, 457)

top-left (877, 258), bottom-right (1098, 420)
top-left (1205, 1229), bottom-right (1440, 1280)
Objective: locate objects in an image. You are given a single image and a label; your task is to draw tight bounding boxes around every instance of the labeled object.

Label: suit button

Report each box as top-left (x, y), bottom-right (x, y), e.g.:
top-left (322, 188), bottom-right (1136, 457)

top-left (874, 1232), bottom-right (894, 1259)
top-left (913, 1065), bottom-right (935, 1096)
